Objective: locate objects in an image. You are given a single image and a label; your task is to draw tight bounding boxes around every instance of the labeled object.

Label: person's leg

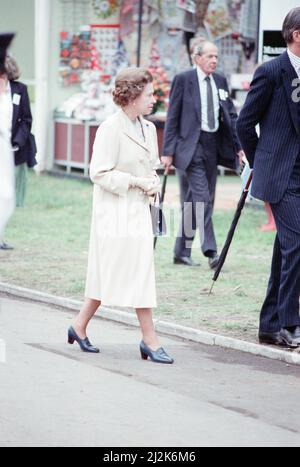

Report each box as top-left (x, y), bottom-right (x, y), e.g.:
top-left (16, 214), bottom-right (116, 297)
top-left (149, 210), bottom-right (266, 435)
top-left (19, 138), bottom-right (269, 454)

top-left (201, 163), bottom-right (218, 258)
top-left (174, 170), bottom-right (196, 259)
top-left (259, 234), bottom-right (282, 334)
top-left (15, 163), bottom-right (27, 208)
top-left (73, 298), bottom-right (101, 339)
top-left (271, 198), bottom-right (300, 330)
top-left (135, 308), bottom-right (160, 350)
top-left (183, 142), bottom-right (208, 251)
top-left (178, 169), bottom-right (190, 207)
top-left (176, 170), bottom-right (217, 261)
top-left (199, 132), bottom-right (218, 258)
top-left (136, 308), bottom-right (174, 363)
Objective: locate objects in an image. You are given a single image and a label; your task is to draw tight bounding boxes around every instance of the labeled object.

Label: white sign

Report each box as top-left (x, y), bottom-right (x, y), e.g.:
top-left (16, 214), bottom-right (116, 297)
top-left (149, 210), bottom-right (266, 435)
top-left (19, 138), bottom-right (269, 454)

top-left (259, 0), bottom-right (300, 61)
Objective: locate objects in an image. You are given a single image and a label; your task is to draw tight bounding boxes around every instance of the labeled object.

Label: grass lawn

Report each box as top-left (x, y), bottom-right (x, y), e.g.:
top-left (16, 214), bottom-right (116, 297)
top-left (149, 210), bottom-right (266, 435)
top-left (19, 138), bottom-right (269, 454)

top-left (0, 171), bottom-right (275, 342)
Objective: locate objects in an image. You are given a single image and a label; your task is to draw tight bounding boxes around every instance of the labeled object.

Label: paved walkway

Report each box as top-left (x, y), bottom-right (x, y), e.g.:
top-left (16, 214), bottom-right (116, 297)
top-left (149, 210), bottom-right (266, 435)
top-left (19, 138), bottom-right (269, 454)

top-left (1, 296), bottom-right (299, 447)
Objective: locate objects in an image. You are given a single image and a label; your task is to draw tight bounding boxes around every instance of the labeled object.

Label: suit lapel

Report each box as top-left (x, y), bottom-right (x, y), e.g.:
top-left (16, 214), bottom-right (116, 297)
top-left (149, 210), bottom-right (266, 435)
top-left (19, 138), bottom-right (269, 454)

top-left (121, 110), bottom-right (150, 152)
top-left (281, 52), bottom-right (299, 135)
top-left (10, 81), bottom-right (20, 130)
top-left (189, 69), bottom-right (202, 124)
top-left (212, 73), bottom-right (222, 104)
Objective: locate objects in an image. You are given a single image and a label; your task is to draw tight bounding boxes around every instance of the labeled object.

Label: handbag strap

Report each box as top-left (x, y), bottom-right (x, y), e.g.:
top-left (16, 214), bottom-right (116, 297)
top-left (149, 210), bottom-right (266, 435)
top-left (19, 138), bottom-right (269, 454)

top-left (153, 192), bottom-right (162, 206)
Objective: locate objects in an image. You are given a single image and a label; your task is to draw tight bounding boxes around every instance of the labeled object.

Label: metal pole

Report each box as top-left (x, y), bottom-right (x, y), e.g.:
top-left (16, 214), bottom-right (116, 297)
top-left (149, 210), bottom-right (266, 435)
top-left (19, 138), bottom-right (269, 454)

top-left (35, 0), bottom-right (51, 171)
top-left (137, 0), bottom-right (144, 67)
top-left (256, 0), bottom-right (261, 62)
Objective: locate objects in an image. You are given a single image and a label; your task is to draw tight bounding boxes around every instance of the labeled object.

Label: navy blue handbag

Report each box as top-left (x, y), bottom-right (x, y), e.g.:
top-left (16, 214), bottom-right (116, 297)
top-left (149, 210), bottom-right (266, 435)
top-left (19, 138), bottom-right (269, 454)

top-left (150, 193), bottom-right (167, 237)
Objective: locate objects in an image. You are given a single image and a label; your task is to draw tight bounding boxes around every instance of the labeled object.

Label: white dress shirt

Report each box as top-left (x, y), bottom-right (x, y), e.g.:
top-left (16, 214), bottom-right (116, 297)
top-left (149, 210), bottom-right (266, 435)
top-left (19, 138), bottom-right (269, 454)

top-left (196, 66), bottom-right (220, 133)
top-left (287, 48), bottom-right (300, 79)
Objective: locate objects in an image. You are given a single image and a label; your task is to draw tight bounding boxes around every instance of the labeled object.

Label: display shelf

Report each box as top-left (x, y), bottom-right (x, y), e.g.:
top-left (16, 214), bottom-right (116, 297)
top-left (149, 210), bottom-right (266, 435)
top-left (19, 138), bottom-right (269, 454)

top-left (53, 116), bottom-right (166, 177)
top-left (54, 118), bottom-right (99, 176)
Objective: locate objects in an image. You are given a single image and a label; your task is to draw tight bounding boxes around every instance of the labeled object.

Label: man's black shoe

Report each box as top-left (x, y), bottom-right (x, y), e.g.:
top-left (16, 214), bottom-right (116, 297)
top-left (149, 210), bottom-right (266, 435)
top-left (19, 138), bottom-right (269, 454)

top-left (279, 326), bottom-right (300, 348)
top-left (258, 331), bottom-right (285, 346)
top-left (174, 256), bottom-right (200, 267)
top-left (208, 254), bottom-right (219, 270)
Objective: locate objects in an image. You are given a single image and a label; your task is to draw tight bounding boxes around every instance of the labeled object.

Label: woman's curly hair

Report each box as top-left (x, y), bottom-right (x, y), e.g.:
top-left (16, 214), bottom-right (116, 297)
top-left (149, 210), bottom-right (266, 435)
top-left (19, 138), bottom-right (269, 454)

top-left (112, 68), bottom-right (153, 107)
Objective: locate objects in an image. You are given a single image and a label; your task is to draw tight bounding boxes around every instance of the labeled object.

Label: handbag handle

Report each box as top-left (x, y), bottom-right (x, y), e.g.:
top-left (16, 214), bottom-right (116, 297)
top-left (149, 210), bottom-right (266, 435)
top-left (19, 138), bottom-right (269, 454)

top-left (153, 192), bottom-right (161, 206)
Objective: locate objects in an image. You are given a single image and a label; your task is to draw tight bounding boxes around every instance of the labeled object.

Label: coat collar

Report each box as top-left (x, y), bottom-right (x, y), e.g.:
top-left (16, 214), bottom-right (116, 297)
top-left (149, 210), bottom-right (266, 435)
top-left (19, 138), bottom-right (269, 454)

top-left (190, 69), bottom-right (202, 124)
top-left (212, 72), bottom-right (224, 90)
top-left (120, 109), bottom-right (150, 152)
top-left (10, 80), bottom-right (21, 129)
top-left (280, 51), bottom-right (300, 135)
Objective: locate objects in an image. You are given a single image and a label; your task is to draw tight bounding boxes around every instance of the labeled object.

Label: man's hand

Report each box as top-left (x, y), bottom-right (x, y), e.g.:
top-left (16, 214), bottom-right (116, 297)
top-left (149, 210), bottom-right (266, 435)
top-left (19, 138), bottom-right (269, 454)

top-left (237, 150), bottom-right (246, 166)
top-left (146, 171), bottom-right (161, 196)
top-left (161, 155), bottom-right (174, 170)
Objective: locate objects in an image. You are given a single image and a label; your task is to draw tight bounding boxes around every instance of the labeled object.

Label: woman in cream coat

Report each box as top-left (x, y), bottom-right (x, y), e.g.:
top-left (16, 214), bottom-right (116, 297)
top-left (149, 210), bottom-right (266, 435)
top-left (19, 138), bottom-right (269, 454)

top-left (68, 68), bottom-right (174, 364)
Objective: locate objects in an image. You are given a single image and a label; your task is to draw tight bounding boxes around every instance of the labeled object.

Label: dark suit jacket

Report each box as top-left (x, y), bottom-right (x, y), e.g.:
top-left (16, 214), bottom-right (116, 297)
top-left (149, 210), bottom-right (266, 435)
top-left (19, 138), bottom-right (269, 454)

top-left (237, 52), bottom-right (300, 204)
top-left (163, 68), bottom-right (241, 171)
top-left (10, 81), bottom-right (37, 168)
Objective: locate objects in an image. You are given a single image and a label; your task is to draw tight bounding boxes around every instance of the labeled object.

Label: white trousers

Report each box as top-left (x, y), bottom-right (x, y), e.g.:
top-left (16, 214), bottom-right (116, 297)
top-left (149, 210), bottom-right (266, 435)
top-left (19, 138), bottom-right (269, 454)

top-left (0, 135), bottom-right (15, 238)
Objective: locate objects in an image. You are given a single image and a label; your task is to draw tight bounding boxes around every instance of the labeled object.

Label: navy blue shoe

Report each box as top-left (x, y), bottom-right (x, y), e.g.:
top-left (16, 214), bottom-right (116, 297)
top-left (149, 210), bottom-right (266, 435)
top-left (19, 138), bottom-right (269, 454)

top-left (140, 341), bottom-right (174, 364)
top-left (68, 326), bottom-right (100, 353)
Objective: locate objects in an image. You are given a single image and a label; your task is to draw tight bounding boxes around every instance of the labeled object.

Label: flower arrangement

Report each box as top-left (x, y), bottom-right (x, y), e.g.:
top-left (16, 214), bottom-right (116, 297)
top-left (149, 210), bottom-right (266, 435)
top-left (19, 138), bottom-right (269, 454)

top-left (149, 67), bottom-right (171, 114)
top-left (92, 0), bottom-right (119, 19)
top-left (148, 42), bottom-right (170, 114)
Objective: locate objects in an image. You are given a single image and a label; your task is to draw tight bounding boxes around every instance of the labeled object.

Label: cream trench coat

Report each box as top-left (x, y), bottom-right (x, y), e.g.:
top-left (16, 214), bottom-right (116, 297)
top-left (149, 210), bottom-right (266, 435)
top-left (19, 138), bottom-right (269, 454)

top-left (85, 110), bottom-right (160, 308)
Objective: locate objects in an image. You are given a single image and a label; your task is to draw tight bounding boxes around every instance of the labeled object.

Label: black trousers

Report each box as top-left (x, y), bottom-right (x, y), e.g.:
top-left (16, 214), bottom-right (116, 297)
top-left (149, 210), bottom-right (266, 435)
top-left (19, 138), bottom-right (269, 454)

top-left (260, 157), bottom-right (300, 332)
top-left (174, 132), bottom-right (218, 259)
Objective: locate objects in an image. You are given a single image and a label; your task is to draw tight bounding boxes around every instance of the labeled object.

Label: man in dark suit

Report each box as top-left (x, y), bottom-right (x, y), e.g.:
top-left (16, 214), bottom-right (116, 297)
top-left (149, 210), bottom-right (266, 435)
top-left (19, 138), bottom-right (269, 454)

top-left (162, 41), bottom-right (243, 268)
top-left (237, 7), bottom-right (300, 348)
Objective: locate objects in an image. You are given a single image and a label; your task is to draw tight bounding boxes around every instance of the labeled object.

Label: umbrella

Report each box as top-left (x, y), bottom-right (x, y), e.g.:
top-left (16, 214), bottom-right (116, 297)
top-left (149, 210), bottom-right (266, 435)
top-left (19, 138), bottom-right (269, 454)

top-left (154, 167), bottom-right (169, 249)
top-left (209, 170), bottom-right (253, 294)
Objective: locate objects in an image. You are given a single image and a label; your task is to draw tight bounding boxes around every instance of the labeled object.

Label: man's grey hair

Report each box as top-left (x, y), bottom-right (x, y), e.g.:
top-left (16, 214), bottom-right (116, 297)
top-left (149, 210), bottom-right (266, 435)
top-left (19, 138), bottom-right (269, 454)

top-left (282, 7), bottom-right (300, 44)
top-left (193, 41), bottom-right (217, 58)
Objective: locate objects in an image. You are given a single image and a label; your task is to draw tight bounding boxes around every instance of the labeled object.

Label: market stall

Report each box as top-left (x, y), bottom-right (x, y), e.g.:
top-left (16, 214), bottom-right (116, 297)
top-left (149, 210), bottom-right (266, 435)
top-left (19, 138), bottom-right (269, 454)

top-left (53, 0), bottom-right (260, 175)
